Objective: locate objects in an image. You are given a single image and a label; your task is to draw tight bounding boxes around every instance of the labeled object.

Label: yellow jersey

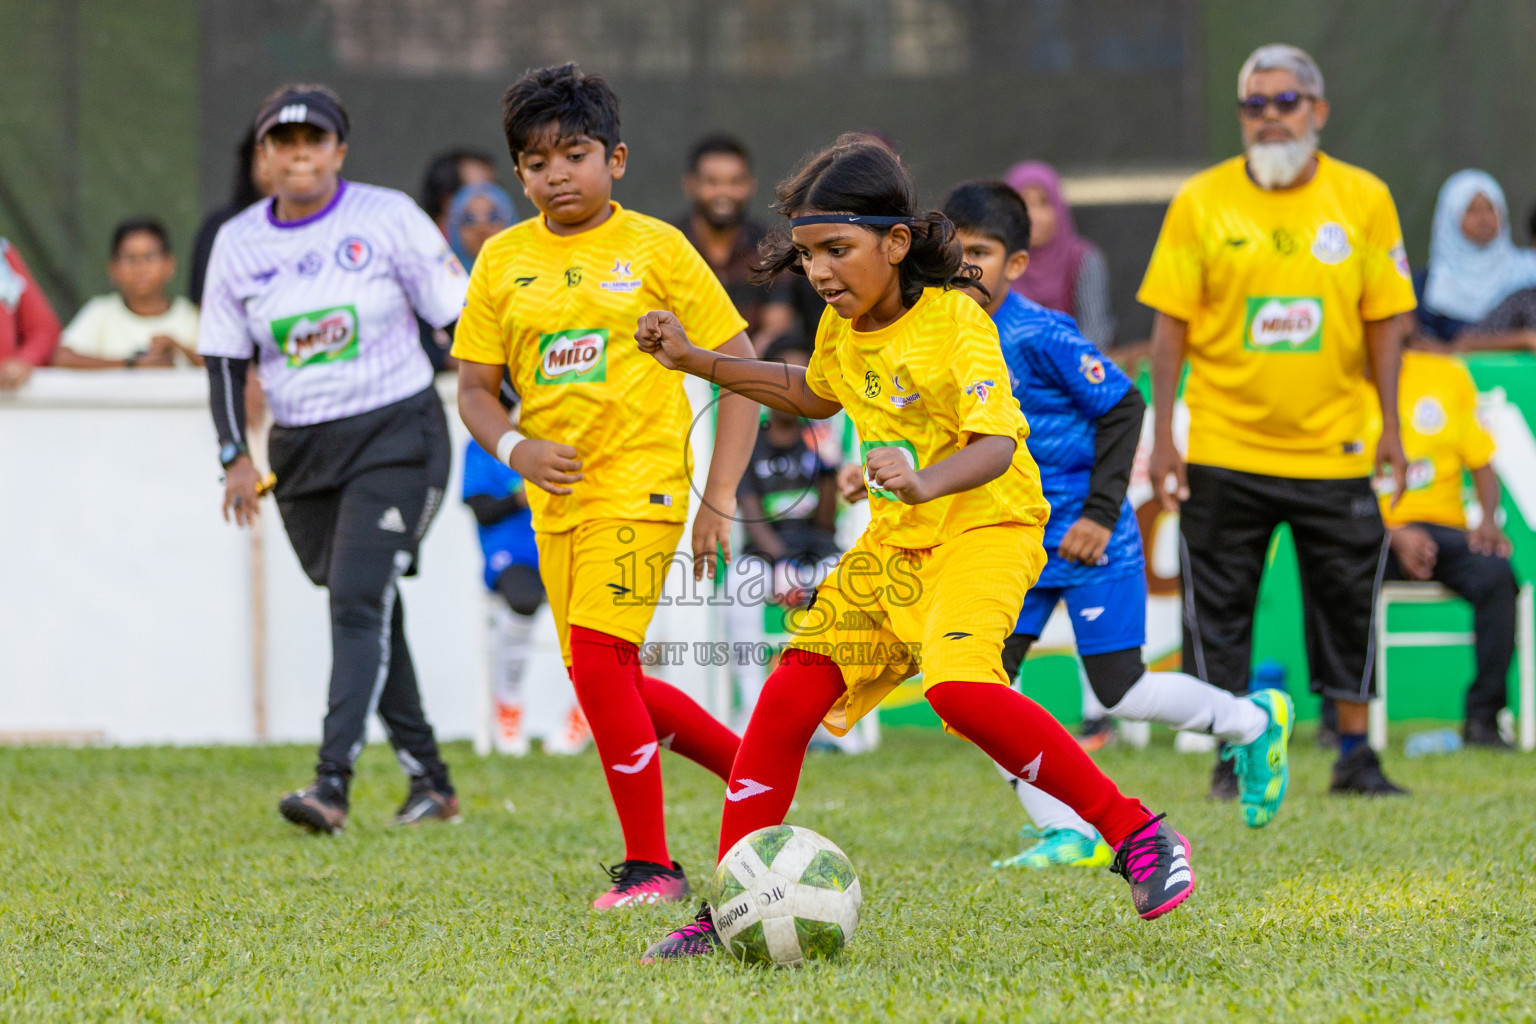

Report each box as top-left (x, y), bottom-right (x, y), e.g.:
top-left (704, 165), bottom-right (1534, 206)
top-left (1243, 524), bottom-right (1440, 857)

top-left (1137, 153), bottom-right (1417, 478)
top-left (452, 203), bottom-right (748, 533)
top-left (804, 287), bottom-right (1049, 549)
top-left (1379, 350), bottom-right (1494, 530)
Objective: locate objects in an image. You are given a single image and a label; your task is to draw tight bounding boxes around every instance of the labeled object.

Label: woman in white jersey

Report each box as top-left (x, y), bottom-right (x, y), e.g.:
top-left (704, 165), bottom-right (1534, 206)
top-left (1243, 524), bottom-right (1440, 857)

top-left (199, 86), bottom-right (469, 834)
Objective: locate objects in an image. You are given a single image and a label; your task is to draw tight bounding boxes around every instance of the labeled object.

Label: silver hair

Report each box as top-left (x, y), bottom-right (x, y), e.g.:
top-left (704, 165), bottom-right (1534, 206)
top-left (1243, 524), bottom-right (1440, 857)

top-left (1237, 44), bottom-right (1325, 99)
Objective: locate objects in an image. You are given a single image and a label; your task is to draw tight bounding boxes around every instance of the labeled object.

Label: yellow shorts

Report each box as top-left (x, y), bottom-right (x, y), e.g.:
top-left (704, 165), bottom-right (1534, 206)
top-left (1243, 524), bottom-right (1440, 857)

top-left (536, 518), bottom-right (687, 666)
top-left (785, 522), bottom-right (1045, 735)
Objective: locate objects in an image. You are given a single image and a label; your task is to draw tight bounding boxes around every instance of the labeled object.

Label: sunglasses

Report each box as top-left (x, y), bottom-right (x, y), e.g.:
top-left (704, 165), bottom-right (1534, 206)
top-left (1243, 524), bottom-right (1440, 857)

top-left (1237, 90), bottom-right (1315, 119)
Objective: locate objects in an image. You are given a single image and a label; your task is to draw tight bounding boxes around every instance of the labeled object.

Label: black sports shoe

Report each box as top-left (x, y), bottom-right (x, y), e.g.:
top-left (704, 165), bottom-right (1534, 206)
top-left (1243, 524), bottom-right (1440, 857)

top-left (1464, 720), bottom-right (1513, 750)
top-left (391, 778), bottom-right (462, 826)
top-left (1109, 813), bottom-right (1195, 920)
top-left (1329, 746), bottom-right (1410, 795)
top-left (1208, 747), bottom-right (1239, 801)
top-left (279, 774), bottom-right (349, 834)
top-left (641, 902), bottom-right (722, 962)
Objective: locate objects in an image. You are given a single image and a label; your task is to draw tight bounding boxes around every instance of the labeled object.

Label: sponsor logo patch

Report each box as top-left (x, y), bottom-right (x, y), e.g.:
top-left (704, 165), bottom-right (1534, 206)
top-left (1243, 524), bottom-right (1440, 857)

top-left (535, 328), bottom-right (607, 384)
top-left (271, 304), bottom-right (360, 367)
top-left (1311, 221), bottom-right (1352, 264)
top-left (965, 378), bottom-right (996, 402)
top-left (600, 258), bottom-right (642, 293)
top-left (1080, 354), bottom-right (1106, 385)
top-left (859, 439), bottom-right (919, 502)
top-left (1390, 243), bottom-right (1411, 280)
top-left (1244, 296), bottom-right (1323, 352)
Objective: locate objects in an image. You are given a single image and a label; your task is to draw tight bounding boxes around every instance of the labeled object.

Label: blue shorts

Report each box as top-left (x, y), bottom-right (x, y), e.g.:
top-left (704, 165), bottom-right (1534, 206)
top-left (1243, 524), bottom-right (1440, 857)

top-left (1014, 570), bottom-right (1146, 657)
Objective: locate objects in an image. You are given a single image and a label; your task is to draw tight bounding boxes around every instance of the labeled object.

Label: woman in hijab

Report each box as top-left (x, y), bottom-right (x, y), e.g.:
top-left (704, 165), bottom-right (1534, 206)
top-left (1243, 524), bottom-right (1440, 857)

top-left (1418, 169), bottom-right (1536, 342)
top-left (448, 181), bottom-right (516, 269)
top-left (1006, 161), bottom-right (1116, 347)
top-left (419, 182), bottom-right (517, 371)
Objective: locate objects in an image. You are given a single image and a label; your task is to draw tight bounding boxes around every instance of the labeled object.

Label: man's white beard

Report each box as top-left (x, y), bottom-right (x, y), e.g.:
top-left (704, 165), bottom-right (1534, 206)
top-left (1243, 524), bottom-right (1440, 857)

top-left (1246, 127), bottom-right (1318, 189)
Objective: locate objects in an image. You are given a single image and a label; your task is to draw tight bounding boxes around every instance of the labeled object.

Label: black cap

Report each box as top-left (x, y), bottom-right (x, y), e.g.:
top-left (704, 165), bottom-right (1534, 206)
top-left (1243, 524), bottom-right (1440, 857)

top-left (254, 88), bottom-right (349, 142)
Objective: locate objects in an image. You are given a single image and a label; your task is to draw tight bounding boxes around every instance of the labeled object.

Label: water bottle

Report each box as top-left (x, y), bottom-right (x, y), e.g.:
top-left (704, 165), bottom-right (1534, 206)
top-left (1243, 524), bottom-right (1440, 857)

top-left (1249, 659), bottom-right (1287, 694)
top-left (1404, 728), bottom-right (1463, 757)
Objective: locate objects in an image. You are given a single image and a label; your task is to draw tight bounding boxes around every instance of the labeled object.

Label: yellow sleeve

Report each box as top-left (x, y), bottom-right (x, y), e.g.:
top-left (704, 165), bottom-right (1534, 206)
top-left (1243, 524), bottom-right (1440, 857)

top-left (1453, 364), bottom-right (1496, 469)
top-left (666, 232), bottom-right (749, 351)
top-left (1136, 186), bottom-right (1204, 322)
top-left (449, 245), bottom-right (506, 365)
top-left (946, 307), bottom-right (1028, 447)
top-left (803, 307), bottom-right (840, 403)
top-left (1359, 185), bottom-right (1418, 322)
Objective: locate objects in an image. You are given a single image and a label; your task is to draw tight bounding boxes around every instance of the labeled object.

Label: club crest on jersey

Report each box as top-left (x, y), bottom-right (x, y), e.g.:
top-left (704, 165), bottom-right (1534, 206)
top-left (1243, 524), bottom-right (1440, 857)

top-left (271, 304), bottom-right (360, 368)
top-left (1079, 354), bottom-right (1106, 385)
top-left (600, 258), bottom-right (642, 293)
top-left (863, 371), bottom-right (882, 398)
top-left (965, 379), bottom-right (996, 403)
top-left (1311, 221), bottom-right (1351, 265)
top-left (536, 328), bottom-right (608, 385)
top-left (1390, 243), bottom-right (1411, 280)
top-left (335, 236), bottom-right (373, 271)
top-left (296, 250), bottom-right (323, 277)
top-left (564, 266), bottom-right (583, 288)
top-left (437, 250), bottom-right (465, 277)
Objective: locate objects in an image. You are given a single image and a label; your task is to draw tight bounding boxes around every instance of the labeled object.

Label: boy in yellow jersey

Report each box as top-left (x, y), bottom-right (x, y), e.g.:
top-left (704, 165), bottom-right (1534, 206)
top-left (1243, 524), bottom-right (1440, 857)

top-left (1379, 335), bottom-right (1516, 748)
top-left (454, 63), bottom-right (759, 909)
top-left (641, 136), bottom-right (1194, 963)
top-left (1140, 44), bottom-right (1418, 795)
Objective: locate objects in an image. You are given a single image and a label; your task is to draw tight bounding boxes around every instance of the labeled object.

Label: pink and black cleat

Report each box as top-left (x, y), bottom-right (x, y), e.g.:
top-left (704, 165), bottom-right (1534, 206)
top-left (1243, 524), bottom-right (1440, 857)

top-left (592, 859), bottom-right (691, 911)
top-left (1110, 812), bottom-right (1195, 920)
top-left (641, 903), bottom-right (722, 963)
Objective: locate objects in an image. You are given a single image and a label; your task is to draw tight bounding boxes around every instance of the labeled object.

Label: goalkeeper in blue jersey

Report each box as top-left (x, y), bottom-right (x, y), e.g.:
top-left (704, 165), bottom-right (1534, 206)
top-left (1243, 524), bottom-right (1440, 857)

top-left (942, 181), bottom-right (1297, 865)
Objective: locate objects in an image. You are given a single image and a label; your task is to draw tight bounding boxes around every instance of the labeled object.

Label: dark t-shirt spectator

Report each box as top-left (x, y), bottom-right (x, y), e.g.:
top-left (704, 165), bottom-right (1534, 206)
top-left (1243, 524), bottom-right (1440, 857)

top-left (737, 422), bottom-right (839, 562)
top-left (1413, 267), bottom-right (1471, 343)
top-left (1472, 286), bottom-right (1536, 333)
top-left (674, 215), bottom-right (779, 337)
top-left (0, 239), bottom-right (61, 388)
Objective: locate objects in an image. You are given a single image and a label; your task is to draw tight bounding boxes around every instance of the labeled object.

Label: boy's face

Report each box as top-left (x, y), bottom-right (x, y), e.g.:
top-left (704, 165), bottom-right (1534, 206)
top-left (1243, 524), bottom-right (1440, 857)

top-left (791, 221), bottom-right (911, 321)
top-left (954, 229), bottom-right (1029, 317)
top-left (515, 129), bottom-right (626, 228)
top-left (109, 231), bottom-right (175, 305)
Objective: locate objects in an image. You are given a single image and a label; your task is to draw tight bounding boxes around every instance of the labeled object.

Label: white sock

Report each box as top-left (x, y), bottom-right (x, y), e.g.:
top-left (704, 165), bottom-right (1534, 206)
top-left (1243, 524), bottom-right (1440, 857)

top-left (492, 606), bottom-right (536, 708)
top-left (1107, 671), bottom-right (1267, 745)
top-left (993, 759), bottom-right (1098, 838)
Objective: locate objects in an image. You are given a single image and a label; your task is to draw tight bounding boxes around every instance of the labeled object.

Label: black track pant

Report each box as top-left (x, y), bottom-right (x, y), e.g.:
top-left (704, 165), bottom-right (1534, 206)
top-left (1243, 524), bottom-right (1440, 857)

top-left (270, 387), bottom-right (453, 792)
top-left (1385, 521), bottom-right (1516, 726)
top-left (1179, 464), bottom-right (1389, 703)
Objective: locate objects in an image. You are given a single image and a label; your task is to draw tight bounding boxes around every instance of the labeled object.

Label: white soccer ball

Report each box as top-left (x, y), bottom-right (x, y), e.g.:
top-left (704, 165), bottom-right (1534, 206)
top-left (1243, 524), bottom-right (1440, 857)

top-left (707, 824), bottom-right (862, 967)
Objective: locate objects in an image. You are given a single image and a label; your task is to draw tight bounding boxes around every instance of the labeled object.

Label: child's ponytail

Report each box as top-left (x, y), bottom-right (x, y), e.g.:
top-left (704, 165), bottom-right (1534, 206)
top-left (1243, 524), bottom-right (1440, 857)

top-left (751, 133), bottom-right (985, 307)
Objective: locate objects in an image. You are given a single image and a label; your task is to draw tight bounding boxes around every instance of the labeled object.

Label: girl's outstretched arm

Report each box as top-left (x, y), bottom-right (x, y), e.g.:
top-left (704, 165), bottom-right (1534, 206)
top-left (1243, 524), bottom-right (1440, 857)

top-left (636, 310), bottom-right (842, 420)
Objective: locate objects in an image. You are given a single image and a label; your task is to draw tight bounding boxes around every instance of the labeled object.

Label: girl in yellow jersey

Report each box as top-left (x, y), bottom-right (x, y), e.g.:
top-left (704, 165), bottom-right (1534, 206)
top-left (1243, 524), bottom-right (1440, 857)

top-left (637, 136), bottom-right (1194, 961)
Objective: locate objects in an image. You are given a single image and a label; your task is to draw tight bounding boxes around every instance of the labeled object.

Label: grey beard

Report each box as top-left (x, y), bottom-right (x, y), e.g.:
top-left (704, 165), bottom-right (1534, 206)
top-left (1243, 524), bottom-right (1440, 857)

top-left (1246, 129), bottom-right (1318, 189)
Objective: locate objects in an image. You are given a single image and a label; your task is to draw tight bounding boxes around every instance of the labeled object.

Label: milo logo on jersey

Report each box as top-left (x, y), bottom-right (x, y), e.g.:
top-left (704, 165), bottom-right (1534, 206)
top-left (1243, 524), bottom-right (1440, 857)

top-left (536, 328), bottom-right (608, 384)
top-left (272, 304), bottom-right (359, 367)
top-left (1244, 296), bottom-right (1323, 352)
top-left (859, 439), bottom-right (920, 502)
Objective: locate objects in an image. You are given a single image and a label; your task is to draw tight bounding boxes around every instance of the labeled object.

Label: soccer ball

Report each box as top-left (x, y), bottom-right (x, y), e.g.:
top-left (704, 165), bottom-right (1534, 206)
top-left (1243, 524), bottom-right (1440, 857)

top-left (707, 824), bottom-right (862, 967)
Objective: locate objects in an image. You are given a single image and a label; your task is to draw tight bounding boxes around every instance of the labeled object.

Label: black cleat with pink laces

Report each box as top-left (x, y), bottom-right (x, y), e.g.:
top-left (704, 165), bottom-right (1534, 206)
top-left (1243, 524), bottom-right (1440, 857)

top-left (1110, 812), bottom-right (1195, 920)
top-left (640, 903), bottom-right (722, 963)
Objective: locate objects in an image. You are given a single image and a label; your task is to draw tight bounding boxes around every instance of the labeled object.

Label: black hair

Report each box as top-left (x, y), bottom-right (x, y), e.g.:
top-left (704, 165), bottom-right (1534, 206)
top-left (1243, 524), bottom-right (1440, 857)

top-left (419, 148), bottom-right (497, 220)
top-left (942, 180), bottom-right (1032, 255)
top-left (763, 332), bottom-right (812, 364)
top-left (688, 134), bottom-right (751, 173)
top-left (111, 217), bottom-right (170, 258)
top-left (501, 62), bottom-right (621, 163)
top-left (231, 127), bottom-right (264, 208)
top-left (751, 133), bottom-right (982, 308)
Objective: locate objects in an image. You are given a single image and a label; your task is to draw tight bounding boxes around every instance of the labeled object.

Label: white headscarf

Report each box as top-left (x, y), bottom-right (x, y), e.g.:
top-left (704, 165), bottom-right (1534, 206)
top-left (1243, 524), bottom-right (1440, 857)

top-left (1423, 169), bottom-right (1536, 322)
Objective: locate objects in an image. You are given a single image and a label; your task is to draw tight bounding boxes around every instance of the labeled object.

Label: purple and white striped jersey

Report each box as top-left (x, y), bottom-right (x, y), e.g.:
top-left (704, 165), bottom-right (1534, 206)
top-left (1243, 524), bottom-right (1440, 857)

top-left (198, 180), bottom-right (468, 426)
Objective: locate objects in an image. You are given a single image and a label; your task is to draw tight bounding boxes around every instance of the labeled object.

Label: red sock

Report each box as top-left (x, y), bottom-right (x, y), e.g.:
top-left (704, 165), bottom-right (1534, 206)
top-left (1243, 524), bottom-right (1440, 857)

top-left (569, 625), bottom-right (669, 865)
top-left (926, 680), bottom-right (1151, 847)
top-left (717, 650), bottom-right (846, 862)
top-left (636, 675), bottom-right (740, 781)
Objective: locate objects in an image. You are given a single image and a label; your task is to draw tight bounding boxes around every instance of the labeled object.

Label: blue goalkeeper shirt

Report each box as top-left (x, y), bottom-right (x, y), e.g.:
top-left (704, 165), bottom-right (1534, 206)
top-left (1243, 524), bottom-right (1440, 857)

top-left (993, 291), bottom-right (1143, 588)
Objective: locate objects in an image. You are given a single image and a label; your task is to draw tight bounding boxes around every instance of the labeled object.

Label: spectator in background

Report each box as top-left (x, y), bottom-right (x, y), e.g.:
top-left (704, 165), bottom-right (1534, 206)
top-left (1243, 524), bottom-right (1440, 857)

top-left (0, 237), bottom-right (61, 389)
top-left (1006, 161), bottom-right (1115, 348)
top-left (1446, 201), bottom-right (1536, 354)
top-left (673, 134), bottom-right (816, 353)
top-left (1381, 328), bottom-right (1516, 749)
top-left (190, 128), bottom-right (273, 305)
top-left (419, 148), bottom-right (496, 235)
top-left (54, 219), bottom-right (200, 370)
top-left (447, 182), bottom-right (516, 269)
top-left (1415, 170), bottom-right (1536, 343)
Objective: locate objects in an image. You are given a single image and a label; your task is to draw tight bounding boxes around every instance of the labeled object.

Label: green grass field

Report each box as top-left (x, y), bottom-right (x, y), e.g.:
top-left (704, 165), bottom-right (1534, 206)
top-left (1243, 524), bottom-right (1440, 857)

top-left (4, 727), bottom-right (1534, 1023)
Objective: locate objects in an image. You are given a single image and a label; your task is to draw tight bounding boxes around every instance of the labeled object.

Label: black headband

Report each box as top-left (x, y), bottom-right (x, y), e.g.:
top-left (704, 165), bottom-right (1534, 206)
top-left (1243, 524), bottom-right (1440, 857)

top-left (789, 214), bottom-right (916, 227)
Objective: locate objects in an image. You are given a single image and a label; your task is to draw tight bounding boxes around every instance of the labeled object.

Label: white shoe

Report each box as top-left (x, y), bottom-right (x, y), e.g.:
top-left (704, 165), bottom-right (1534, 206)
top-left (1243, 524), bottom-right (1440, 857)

top-left (494, 701), bottom-right (530, 757)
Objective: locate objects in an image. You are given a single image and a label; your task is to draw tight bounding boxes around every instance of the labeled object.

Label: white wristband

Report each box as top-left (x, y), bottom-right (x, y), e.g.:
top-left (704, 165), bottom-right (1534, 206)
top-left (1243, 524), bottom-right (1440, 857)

top-left (495, 429), bottom-right (526, 467)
